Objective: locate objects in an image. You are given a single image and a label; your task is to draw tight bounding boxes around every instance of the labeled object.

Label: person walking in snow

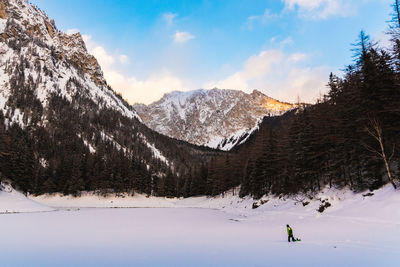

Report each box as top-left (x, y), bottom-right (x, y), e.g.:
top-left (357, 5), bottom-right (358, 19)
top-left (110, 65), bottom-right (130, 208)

top-left (287, 224), bottom-right (296, 242)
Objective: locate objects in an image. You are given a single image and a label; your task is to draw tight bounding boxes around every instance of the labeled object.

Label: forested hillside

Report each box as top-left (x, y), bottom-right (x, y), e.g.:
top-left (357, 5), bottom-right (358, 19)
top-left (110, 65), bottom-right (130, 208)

top-left (205, 5), bottom-right (400, 198)
top-left (0, 0), bottom-right (223, 197)
top-left (0, 0), bottom-right (399, 199)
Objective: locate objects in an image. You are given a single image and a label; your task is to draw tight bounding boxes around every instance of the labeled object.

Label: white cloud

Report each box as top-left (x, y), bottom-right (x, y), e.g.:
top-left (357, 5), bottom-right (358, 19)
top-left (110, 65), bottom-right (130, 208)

top-left (91, 46), bottom-right (115, 68)
top-left (82, 34), bottom-right (186, 104)
top-left (247, 0), bottom-right (358, 26)
top-left (248, 9), bottom-right (278, 22)
top-left (204, 50), bottom-right (284, 90)
top-left (105, 69), bottom-right (185, 105)
top-left (204, 49), bottom-right (329, 104)
top-left (270, 36), bottom-right (294, 48)
top-left (163, 12), bottom-right (177, 26)
top-left (173, 31), bottom-right (195, 43)
top-left (284, 0), bottom-right (326, 10)
top-left (288, 53), bottom-right (307, 62)
top-left (82, 34), bottom-right (95, 49)
top-left (81, 32), bottom-right (328, 105)
top-left (245, 9), bottom-right (279, 29)
top-left (270, 36), bottom-right (277, 43)
top-left (118, 54), bottom-right (129, 64)
top-left (82, 35), bottom-right (116, 71)
top-left (282, 0), bottom-right (355, 19)
top-left (280, 37), bottom-right (294, 47)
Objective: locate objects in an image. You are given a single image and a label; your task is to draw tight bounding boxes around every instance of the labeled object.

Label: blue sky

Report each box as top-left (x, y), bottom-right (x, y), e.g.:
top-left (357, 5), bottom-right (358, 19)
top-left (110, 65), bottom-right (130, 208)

top-left (31, 0), bottom-right (392, 104)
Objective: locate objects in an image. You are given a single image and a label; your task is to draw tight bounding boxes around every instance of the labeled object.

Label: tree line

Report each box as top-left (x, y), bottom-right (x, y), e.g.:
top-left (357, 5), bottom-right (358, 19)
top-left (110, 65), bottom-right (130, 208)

top-left (1, 1), bottom-right (400, 198)
top-left (205, 2), bottom-right (400, 198)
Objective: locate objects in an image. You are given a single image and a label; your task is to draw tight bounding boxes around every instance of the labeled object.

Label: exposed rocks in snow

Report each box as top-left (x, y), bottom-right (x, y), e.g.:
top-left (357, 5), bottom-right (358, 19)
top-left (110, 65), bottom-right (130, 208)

top-left (317, 200), bottom-right (331, 213)
top-left (252, 199), bottom-right (268, 209)
top-left (30, 184), bottom-right (399, 219)
top-left (0, 0), bottom-right (6, 19)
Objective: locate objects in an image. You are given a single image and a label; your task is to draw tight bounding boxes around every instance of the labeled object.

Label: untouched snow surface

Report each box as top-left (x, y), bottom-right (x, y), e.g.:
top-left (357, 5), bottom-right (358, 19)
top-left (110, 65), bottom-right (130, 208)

top-left (1, 185), bottom-right (399, 266)
top-left (0, 183), bottom-right (53, 213)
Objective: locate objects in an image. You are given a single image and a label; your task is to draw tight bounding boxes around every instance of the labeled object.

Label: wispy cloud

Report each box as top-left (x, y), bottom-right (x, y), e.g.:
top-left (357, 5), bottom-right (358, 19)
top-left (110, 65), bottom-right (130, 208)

top-left (204, 49), bottom-right (329, 103)
top-left (82, 35), bottom-right (115, 68)
top-left (282, 0), bottom-right (355, 19)
top-left (163, 12), bottom-right (177, 26)
top-left (173, 31), bottom-right (195, 43)
top-left (245, 9), bottom-right (279, 29)
top-left (82, 34), bottom-right (186, 104)
top-left (118, 54), bottom-right (129, 64)
top-left (280, 37), bottom-right (294, 47)
top-left (246, 1), bottom-right (360, 23)
top-left (288, 53), bottom-right (307, 62)
top-left (105, 69), bottom-right (185, 105)
top-left (269, 36), bottom-right (294, 48)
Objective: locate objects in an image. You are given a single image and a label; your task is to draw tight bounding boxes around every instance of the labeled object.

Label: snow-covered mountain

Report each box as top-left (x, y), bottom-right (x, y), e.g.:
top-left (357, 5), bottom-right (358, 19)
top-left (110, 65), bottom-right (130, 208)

top-left (134, 89), bottom-right (295, 150)
top-left (0, 0), bottom-right (139, 122)
top-left (0, 0), bottom-right (217, 196)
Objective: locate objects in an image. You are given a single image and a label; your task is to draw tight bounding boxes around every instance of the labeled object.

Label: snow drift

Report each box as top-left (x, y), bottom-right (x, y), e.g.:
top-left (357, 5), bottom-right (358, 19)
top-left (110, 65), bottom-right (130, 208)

top-left (0, 182), bottom-right (53, 213)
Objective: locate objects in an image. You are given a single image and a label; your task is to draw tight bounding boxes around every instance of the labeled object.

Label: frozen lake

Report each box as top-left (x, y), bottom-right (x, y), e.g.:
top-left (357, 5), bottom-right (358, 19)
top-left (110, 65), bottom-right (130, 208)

top-left (0, 207), bottom-right (398, 267)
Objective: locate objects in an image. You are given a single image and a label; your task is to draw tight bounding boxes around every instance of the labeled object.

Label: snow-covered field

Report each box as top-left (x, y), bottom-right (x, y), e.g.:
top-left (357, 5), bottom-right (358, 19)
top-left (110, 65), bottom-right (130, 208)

top-left (0, 182), bottom-right (53, 213)
top-left (1, 185), bottom-right (399, 266)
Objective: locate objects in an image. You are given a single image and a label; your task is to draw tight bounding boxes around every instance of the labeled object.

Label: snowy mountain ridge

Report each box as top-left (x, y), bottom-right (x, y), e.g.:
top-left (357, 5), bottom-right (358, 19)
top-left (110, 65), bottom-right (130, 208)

top-left (134, 88), bottom-right (295, 150)
top-left (0, 0), bottom-right (184, 169)
top-left (0, 0), bottom-right (140, 125)
top-left (0, 0), bottom-right (223, 197)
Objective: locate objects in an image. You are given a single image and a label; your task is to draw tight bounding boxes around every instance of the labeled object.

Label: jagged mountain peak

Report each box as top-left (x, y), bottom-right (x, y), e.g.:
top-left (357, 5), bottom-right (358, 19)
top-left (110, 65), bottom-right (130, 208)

top-left (1, 0), bottom-right (105, 85)
top-left (0, 0), bottom-right (140, 121)
top-left (133, 88), bottom-right (295, 150)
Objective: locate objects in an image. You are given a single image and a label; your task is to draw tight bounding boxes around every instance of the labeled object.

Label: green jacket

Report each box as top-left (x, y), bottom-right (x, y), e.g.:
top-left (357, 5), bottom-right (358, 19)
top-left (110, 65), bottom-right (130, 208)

top-left (287, 226), bottom-right (293, 236)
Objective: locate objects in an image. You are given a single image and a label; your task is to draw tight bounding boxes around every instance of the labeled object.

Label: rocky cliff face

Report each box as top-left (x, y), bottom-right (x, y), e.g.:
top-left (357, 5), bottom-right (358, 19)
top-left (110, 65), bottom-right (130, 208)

top-left (134, 89), bottom-right (295, 150)
top-left (0, 0), bottom-right (220, 196)
top-left (0, 0), bottom-right (138, 120)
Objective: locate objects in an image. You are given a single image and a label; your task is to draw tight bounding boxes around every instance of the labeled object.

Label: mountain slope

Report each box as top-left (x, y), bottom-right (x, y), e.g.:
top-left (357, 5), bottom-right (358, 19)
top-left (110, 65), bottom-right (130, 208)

top-left (134, 89), bottom-right (295, 150)
top-left (0, 0), bottom-right (139, 121)
top-left (0, 0), bottom-right (221, 197)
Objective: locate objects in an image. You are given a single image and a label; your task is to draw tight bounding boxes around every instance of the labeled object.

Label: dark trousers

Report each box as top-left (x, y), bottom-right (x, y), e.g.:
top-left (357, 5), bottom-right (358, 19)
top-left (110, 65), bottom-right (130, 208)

top-left (288, 234), bottom-right (295, 242)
